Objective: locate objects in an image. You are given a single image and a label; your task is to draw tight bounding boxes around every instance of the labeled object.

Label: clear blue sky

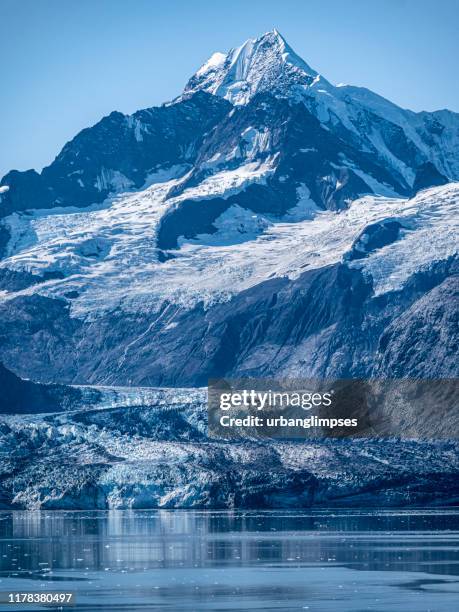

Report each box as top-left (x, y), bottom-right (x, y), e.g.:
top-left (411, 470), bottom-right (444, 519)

top-left (1, 0), bottom-right (458, 179)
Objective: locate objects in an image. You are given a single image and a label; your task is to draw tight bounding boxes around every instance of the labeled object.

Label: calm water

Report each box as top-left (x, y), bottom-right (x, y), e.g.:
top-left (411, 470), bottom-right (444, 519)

top-left (0, 509), bottom-right (458, 611)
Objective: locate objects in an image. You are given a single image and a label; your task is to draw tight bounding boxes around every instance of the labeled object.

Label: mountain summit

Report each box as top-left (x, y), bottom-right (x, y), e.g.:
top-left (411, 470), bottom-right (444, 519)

top-left (183, 29), bottom-right (322, 104)
top-left (2, 29), bottom-right (458, 224)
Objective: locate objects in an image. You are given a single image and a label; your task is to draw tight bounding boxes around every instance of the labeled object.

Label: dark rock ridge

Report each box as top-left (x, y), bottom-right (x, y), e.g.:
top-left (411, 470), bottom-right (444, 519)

top-left (157, 93), bottom-right (408, 249)
top-left (375, 275), bottom-right (459, 377)
top-left (0, 92), bottom-right (230, 218)
top-left (412, 161), bottom-right (449, 193)
top-left (0, 362), bottom-right (99, 414)
top-left (344, 221), bottom-right (404, 261)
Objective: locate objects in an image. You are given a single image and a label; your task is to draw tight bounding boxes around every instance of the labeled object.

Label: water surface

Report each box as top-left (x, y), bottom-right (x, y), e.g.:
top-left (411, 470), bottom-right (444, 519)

top-left (0, 509), bottom-right (458, 611)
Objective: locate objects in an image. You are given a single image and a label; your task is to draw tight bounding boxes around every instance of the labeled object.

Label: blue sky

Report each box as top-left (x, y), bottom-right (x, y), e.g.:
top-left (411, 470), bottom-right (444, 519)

top-left (1, 0), bottom-right (458, 179)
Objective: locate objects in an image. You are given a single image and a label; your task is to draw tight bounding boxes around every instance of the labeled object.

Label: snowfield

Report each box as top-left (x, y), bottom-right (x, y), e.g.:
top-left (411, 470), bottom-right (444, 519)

top-left (1, 178), bottom-right (458, 317)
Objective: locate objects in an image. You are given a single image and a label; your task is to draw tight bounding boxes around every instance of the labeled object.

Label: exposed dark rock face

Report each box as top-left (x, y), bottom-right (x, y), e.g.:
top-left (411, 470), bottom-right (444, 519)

top-left (413, 162), bottom-right (449, 194)
top-left (157, 93), bottom-right (411, 248)
top-left (0, 93), bottom-right (231, 218)
top-left (345, 221), bottom-right (403, 261)
top-left (0, 362), bottom-right (97, 414)
top-left (0, 268), bottom-right (64, 292)
top-left (0, 295), bottom-right (83, 382)
top-left (375, 275), bottom-right (459, 377)
top-left (0, 224), bottom-right (11, 260)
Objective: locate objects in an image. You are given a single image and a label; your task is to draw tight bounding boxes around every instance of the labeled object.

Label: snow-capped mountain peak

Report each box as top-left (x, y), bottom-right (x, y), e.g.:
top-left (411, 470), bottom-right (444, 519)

top-left (0, 28), bottom-right (458, 393)
top-left (183, 29), bottom-right (321, 105)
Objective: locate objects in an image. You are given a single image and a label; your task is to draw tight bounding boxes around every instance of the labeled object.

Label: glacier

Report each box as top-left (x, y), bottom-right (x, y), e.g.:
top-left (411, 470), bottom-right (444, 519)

top-left (0, 383), bottom-right (458, 510)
